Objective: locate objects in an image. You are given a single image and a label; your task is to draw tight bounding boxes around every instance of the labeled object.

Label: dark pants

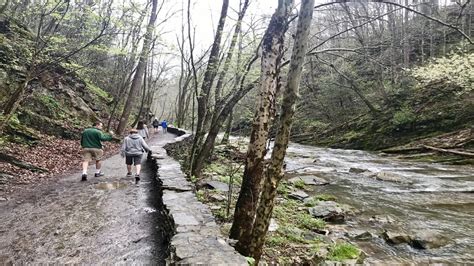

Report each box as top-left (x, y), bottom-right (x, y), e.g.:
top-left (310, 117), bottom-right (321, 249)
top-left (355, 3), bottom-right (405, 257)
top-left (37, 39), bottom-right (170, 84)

top-left (125, 154), bottom-right (142, 165)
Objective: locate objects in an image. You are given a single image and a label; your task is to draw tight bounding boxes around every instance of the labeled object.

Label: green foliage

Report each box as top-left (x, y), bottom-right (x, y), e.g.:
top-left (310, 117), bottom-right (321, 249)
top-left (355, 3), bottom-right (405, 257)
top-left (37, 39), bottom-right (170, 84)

top-left (245, 256), bottom-right (255, 265)
top-left (295, 213), bottom-right (326, 230)
top-left (196, 190), bottom-right (205, 201)
top-left (293, 179), bottom-right (306, 189)
top-left (392, 106), bottom-right (416, 127)
top-left (342, 130), bottom-right (363, 141)
top-left (303, 195), bottom-right (337, 208)
top-left (86, 82), bottom-right (111, 101)
top-left (315, 194), bottom-right (337, 202)
top-left (327, 243), bottom-right (360, 261)
top-left (277, 181), bottom-right (291, 195)
top-left (411, 52), bottom-right (474, 93)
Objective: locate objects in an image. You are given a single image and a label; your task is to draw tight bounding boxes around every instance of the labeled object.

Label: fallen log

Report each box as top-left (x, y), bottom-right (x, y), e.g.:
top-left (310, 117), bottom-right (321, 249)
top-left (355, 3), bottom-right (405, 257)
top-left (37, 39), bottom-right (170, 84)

top-left (422, 145), bottom-right (474, 157)
top-left (0, 152), bottom-right (48, 173)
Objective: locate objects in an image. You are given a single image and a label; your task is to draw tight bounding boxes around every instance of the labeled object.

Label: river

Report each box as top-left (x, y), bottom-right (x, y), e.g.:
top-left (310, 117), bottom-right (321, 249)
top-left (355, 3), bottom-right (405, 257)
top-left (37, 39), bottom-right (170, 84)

top-left (283, 142), bottom-right (474, 264)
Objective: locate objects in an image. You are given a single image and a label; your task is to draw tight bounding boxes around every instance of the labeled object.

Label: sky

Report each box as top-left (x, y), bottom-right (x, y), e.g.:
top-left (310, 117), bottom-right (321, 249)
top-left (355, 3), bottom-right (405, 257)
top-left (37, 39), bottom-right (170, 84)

top-left (158, 0), bottom-right (276, 52)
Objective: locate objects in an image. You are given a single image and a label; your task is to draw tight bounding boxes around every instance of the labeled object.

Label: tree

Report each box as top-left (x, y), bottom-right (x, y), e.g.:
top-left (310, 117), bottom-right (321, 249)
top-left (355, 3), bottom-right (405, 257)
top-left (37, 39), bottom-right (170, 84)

top-left (248, 0), bottom-right (315, 261)
top-left (190, 0), bottom-right (251, 178)
top-left (117, 0), bottom-right (160, 134)
top-left (229, 0), bottom-right (294, 255)
top-left (1, 0), bottom-right (113, 134)
top-left (188, 0), bottom-right (230, 176)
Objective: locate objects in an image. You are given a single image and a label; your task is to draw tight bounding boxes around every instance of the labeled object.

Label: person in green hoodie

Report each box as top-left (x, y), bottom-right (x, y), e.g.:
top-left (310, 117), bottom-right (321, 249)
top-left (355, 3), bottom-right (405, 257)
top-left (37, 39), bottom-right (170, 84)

top-left (80, 121), bottom-right (113, 181)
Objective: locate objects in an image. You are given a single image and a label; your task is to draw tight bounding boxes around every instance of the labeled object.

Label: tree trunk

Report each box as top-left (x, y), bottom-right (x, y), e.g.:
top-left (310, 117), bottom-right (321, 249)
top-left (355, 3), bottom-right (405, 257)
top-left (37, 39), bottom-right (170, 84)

top-left (189, 0), bottom-right (229, 176)
top-left (191, 0), bottom-right (249, 177)
top-left (229, 0), bottom-right (293, 255)
top-left (0, 76), bottom-right (30, 134)
top-left (116, 0), bottom-right (158, 135)
top-left (249, 1), bottom-right (314, 261)
top-left (221, 111), bottom-right (232, 144)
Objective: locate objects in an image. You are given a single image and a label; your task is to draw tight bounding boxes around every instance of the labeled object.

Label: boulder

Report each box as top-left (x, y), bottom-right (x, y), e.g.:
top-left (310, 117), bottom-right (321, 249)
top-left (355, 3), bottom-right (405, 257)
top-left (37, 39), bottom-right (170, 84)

top-left (411, 230), bottom-right (450, 249)
top-left (288, 190), bottom-right (309, 201)
top-left (308, 201), bottom-right (345, 223)
top-left (381, 230), bottom-right (411, 245)
top-left (289, 175), bottom-right (329, 186)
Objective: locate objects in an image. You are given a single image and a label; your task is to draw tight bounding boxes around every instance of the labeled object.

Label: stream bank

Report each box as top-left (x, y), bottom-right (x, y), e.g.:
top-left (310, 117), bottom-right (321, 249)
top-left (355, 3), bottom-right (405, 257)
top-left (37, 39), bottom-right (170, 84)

top-left (165, 135), bottom-right (474, 264)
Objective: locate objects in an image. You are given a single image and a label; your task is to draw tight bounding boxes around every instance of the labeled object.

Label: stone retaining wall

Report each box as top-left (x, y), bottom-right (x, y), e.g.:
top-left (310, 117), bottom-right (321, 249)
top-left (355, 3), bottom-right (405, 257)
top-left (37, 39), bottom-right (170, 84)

top-left (149, 129), bottom-right (247, 265)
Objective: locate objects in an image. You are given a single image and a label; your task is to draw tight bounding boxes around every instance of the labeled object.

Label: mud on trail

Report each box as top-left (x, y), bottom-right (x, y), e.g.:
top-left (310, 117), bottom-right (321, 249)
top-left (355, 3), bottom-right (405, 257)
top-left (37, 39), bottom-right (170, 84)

top-left (0, 134), bottom-right (175, 264)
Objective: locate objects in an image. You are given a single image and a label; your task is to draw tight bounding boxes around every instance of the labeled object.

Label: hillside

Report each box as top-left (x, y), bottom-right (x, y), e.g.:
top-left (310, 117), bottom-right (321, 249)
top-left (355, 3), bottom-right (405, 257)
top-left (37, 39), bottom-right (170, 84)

top-left (291, 52), bottom-right (474, 163)
top-left (0, 18), bottom-right (119, 194)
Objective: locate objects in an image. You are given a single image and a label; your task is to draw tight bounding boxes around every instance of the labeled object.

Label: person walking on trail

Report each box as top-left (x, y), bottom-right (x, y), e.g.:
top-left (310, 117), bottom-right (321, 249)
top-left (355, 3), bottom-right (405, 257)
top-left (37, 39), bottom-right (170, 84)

top-left (152, 118), bottom-right (160, 133)
top-left (80, 121), bottom-right (113, 181)
top-left (121, 128), bottom-right (151, 183)
top-left (137, 120), bottom-right (149, 139)
top-left (161, 120), bottom-right (168, 134)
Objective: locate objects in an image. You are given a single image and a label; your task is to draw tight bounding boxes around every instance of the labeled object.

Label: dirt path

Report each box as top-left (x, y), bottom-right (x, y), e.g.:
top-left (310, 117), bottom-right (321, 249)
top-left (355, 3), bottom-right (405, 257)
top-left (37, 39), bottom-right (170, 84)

top-left (0, 133), bottom-right (175, 264)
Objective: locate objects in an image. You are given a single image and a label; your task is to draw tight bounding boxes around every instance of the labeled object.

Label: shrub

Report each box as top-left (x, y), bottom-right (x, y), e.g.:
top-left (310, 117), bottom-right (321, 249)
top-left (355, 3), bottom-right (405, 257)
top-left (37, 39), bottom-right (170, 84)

top-left (392, 106), bottom-right (416, 127)
top-left (327, 243), bottom-right (360, 261)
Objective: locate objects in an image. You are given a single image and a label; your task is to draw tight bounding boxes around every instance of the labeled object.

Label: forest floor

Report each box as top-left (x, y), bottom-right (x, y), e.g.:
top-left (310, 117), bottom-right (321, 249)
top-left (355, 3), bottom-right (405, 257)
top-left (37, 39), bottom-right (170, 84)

top-left (0, 134), bottom-right (172, 264)
top-left (0, 133), bottom-right (121, 198)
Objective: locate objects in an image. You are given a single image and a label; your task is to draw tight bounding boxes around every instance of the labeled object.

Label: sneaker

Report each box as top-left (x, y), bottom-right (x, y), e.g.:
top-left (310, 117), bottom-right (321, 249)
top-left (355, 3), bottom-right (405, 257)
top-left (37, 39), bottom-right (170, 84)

top-left (81, 174), bottom-right (87, 181)
top-left (94, 172), bottom-right (104, 177)
top-left (135, 175), bottom-right (140, 183)
top-left (126, 172), bottom-right (133, 177)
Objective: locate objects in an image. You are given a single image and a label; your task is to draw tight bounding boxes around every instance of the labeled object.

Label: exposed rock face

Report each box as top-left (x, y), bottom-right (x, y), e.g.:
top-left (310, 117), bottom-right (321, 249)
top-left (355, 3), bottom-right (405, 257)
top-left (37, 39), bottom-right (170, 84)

top-left (308, 201), bottom-right (345, 223)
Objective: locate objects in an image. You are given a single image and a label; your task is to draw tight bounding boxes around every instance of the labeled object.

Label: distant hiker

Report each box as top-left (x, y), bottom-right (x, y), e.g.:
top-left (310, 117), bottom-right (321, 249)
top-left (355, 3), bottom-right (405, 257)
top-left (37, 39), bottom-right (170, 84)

top-left (152, 118), bottom-right (160, 133)
top-left (137, 120), bottom-right (150, 139)
top-left (121, 128), bottom-right (151, 183)
top-left (80, 121), bottom-right (113, 181)
top-left (161, 120), bottom-right (168, 134)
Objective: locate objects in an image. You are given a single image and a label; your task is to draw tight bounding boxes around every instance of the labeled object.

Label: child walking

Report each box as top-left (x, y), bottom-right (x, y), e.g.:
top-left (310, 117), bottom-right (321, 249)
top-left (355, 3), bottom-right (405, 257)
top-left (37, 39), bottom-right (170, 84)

top-left (121, 128), bottom-right (151, 183)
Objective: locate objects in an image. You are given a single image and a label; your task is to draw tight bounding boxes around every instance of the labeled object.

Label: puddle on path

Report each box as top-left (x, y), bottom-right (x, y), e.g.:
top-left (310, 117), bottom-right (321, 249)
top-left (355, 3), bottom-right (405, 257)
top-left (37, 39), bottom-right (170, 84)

top-left (96, 181), bottom-right (128, 190)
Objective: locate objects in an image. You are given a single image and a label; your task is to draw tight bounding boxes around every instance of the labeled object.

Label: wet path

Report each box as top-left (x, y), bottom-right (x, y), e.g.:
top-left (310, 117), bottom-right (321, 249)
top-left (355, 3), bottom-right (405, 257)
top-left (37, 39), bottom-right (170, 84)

top-left (0, 134), bottom-right (175, 264)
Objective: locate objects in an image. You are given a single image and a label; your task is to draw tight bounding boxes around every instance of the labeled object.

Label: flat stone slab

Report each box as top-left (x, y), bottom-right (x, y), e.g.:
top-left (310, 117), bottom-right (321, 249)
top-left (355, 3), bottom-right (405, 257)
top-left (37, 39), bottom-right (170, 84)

top-left (173, 212), bottom-right (200, 226)
top-left (289, 190), bottom-right (309, 201)
top-left (202, 180), bottom-right (230, 192)
top-left (153, 133), bottom-right (246, 265)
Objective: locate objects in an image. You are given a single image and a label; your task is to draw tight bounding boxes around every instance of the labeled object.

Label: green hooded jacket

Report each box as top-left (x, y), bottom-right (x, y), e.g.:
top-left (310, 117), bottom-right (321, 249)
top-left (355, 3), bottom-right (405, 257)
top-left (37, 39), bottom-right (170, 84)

top-left (81, 127), bottom-right (112, 149)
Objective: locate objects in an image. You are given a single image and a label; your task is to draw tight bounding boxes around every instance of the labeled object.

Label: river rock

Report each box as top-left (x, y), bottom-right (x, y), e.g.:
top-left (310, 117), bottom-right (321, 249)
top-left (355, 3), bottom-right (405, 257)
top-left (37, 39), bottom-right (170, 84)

top-left (411, 231), bottom-right (450, 249)
top-left (349, 167), bottom-right (369, 174)
top-left (289, 175), bottom-right (329, 186)
top-left (308, 201), bottom-right (345, 223)
top-left (288, 190), bottom-right (309, 201)
top-left (369, 214), bottom-right (396, 224)
top-left (345, 230), bottom-right (373, 241)
top-left (374, 172), bottom-right (413, 184)
top-left (381, 230), bottom-right (411, 245)
top-left (209, 194), bottom-right (226, 202)
top-left (201, 180), bottom-right (229, 192)
top-left (268, 218), bottom-right (278, 232)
